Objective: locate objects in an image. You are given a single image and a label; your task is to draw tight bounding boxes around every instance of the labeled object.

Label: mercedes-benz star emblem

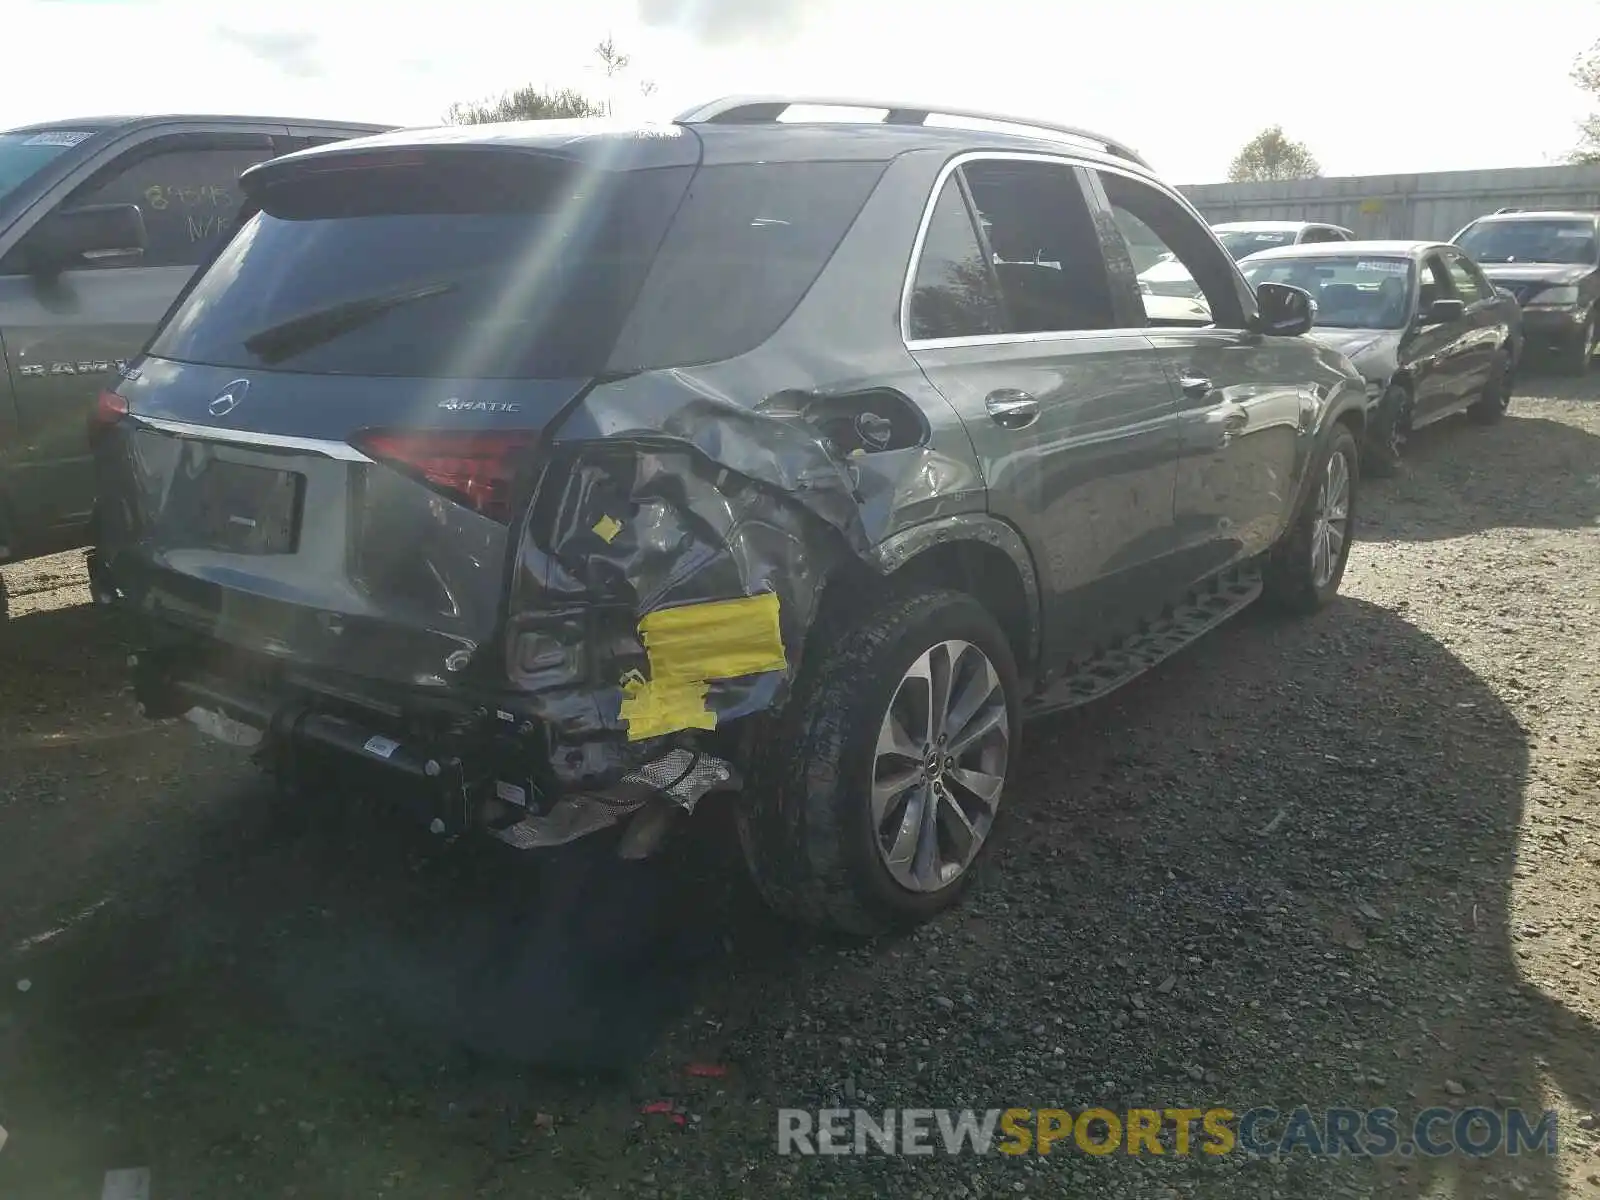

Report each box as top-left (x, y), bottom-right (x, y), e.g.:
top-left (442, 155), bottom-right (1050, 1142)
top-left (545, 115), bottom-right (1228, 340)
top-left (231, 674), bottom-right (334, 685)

top-left (209, 379), bottom-right (250, 417)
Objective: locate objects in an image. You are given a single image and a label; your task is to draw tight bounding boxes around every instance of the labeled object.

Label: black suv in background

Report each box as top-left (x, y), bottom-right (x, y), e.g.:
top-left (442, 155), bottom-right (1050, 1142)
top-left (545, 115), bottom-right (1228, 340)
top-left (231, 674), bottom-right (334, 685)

top-left (0, 114), bottom-right (389, 615)
top-left (92, 97), bottom-right (1367, 934)
top-left (1453, 209), bottom-right (1600, 373)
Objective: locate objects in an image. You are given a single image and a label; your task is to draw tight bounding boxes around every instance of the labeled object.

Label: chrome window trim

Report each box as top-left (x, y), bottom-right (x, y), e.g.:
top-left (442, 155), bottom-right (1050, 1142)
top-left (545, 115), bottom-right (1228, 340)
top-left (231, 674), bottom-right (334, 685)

top-left (899, 150), bottom-right (1224, 352)
top-left (130, 415), bottom-right (374, 462)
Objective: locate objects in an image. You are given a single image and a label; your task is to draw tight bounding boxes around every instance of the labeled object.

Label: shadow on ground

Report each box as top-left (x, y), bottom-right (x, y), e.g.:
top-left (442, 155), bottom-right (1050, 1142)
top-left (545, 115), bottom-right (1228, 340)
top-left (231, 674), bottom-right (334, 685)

top-left (1363, 406), bottom-right (1600, 542)
top-left (975, 596), bottom-right (1600, 1198)
top-left (0, 593), bottom-right (1591, 1197)
top-left (2, 430), bottom-right (1599, 1194)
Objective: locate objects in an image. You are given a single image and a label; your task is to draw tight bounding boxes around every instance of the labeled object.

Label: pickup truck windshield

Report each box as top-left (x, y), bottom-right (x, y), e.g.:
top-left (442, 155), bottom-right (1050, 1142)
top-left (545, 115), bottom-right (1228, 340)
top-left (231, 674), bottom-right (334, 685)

top-left (0, 129), bottom-right (93, 205)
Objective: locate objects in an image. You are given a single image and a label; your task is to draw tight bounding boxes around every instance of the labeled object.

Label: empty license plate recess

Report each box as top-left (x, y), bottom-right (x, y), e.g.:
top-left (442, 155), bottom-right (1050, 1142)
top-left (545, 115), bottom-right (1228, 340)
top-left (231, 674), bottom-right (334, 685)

top-left (189, 461), bottom-right (304, 553)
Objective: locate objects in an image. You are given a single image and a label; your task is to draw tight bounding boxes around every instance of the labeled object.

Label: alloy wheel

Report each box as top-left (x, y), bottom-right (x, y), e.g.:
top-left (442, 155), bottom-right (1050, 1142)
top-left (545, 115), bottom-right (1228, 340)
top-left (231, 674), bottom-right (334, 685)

top-left (1310, 448), bottom-right (1351, 591)
top-left (871, 640), bottom-right (1010, 893)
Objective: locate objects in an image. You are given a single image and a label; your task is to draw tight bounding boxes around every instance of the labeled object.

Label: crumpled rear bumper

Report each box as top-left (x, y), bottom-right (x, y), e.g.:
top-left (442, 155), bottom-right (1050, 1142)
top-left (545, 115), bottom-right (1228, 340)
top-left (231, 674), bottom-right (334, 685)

top-left (128, 636), bottom-right (738, 850)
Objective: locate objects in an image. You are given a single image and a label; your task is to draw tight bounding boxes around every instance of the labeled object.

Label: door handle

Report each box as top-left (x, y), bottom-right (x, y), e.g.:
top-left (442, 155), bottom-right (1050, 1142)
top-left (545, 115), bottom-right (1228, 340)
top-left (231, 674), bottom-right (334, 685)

top-left (985, 388), bottom-right (1040, 429)
top-left (1179, 373), bottom-right (1213, 400)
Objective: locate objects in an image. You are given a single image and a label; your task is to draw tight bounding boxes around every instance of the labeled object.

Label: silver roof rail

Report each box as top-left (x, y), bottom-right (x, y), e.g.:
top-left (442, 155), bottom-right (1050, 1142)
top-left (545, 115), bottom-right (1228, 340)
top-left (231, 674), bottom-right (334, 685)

top-left (674, 95), bottom-right (1151, 169)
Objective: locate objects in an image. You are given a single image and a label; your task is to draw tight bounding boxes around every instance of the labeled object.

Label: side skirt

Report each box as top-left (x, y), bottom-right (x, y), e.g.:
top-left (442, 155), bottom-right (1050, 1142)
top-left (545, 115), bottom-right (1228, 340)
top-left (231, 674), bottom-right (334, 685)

top-left (1024, 564), bottom-right (1263, 718)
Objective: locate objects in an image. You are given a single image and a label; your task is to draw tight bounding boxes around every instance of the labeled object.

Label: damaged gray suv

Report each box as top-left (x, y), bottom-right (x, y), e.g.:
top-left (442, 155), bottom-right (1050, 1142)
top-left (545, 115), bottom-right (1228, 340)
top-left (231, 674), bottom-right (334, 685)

top-left (90, 97), bottom-right (1367, 934)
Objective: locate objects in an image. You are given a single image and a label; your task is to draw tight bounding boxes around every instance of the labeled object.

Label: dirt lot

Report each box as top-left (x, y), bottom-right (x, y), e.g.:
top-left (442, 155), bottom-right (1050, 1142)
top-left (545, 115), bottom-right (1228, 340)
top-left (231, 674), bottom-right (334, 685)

top-left (2, 375), bottom-right (1599, 1200)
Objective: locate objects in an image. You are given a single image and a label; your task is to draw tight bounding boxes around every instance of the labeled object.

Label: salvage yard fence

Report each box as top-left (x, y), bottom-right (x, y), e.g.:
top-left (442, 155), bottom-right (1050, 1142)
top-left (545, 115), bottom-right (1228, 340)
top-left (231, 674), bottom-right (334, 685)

top-left (1179, 164), bottom-right (1600, 242)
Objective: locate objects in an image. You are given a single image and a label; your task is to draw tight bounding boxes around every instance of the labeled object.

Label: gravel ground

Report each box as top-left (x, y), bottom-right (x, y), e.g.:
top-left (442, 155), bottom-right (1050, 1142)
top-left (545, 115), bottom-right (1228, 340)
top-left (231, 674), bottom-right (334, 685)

top-left (1, 374), bottom-right (1598, 1199)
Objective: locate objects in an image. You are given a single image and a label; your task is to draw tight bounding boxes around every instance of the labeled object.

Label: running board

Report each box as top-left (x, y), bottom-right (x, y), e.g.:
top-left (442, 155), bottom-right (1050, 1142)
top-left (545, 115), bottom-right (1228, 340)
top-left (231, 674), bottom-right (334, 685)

top-left (1025, 566), bottom-right (1262, 716)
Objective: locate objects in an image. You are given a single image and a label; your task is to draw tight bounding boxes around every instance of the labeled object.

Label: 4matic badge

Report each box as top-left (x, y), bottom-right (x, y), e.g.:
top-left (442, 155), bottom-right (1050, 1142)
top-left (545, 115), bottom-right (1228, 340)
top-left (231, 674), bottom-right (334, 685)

top-left (437, 398), bottom-right (521, 413)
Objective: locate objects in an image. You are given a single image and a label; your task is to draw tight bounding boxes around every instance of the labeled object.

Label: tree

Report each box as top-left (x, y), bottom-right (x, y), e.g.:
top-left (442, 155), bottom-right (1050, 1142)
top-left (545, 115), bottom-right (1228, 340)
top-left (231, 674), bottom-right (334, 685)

top-left (1227, 126), bottom-right (1321, 183)
top-left (444, 38), bottom-right (655, 125)
top-left (445, 85), bottom-right (607, 124)
top-left (1569, 39), bottom-right (1600, 163)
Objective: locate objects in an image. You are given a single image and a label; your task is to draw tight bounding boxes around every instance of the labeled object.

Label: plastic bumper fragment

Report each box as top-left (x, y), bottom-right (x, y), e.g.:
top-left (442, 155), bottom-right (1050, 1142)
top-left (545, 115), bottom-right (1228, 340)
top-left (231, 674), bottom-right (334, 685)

top-left (486, 746), bottom-right (735, 849)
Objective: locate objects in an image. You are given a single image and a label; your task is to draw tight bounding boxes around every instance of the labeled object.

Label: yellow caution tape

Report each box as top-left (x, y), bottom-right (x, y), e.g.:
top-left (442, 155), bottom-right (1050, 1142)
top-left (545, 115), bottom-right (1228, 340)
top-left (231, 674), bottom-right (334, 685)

top-left (618, 592), bottom-right (787, 741)
top-left (592, 514), bottom-right (623, 543)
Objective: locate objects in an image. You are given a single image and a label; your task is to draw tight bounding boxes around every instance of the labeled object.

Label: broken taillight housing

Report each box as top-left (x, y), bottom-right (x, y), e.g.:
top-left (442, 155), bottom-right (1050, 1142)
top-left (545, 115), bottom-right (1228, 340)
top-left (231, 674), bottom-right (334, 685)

top-left (351, 430), bottom-right (539, 524)
top-left (88, 389), bottom-right (129, 443)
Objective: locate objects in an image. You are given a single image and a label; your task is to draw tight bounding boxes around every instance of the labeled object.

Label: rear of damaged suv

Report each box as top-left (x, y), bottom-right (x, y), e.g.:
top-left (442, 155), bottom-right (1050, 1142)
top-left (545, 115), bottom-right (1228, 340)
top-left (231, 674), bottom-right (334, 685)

top-left (93, 120), bottom-right (964, 895)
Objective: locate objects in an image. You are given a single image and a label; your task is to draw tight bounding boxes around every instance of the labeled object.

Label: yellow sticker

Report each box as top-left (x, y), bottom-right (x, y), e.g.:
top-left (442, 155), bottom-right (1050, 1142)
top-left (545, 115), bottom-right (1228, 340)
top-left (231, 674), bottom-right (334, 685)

top-left (618, 592), bottom-right (787, 741)
top-left (592, 515), bottom-right (623, 543)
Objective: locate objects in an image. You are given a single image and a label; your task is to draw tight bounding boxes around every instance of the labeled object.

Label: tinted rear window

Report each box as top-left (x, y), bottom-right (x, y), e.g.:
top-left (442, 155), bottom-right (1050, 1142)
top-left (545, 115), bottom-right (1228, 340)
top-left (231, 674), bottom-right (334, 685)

top-left (150, 154), bottom-right (886, 379)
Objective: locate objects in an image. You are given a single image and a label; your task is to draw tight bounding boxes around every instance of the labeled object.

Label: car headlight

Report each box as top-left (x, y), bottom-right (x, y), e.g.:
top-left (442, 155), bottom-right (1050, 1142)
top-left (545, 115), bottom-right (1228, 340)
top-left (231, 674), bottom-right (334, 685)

top-left (1531, 285), bottom-right (1580, 306)
top-left (1138, 280), bottom-right (1153, 295)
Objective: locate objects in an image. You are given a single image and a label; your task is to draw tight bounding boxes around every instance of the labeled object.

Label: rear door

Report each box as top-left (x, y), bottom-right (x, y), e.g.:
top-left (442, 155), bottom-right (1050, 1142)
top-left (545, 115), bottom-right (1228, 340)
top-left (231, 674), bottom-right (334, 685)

top-left (904, 154), bottom-right (1182, 668)
top-left (0, 130), bottom-right (276, 539)
top-left (1086, 166), bottom-right (1310, 582)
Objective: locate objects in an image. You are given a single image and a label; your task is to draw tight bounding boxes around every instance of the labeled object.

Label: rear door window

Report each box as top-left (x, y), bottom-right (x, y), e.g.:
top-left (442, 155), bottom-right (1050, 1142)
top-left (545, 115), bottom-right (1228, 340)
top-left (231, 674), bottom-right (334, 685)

top-left (152, 156), bottom-right (886, 379)
top-left (905, 176), bottom-right (1006, 341)
top-left (956, 158), bottom-right (1117, 334)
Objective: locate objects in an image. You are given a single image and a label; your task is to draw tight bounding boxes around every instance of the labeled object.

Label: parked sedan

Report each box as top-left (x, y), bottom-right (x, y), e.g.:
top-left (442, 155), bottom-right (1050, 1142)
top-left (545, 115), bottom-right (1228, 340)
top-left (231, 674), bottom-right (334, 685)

top-left (1138, 219), bottom-right (1353, 297)
top-left (1240, 241), bottom-right (1522, 473)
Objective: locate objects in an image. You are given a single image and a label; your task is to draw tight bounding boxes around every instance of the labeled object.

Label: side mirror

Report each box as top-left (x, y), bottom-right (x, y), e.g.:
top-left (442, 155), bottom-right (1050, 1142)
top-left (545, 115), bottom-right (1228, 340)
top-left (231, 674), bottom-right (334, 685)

top-left (24, 203), bottom-right (147, 274)
top-left (1255, 281), bottom-right (1313, 337)
top-left (1426, 298), bottom-right (1466, 324)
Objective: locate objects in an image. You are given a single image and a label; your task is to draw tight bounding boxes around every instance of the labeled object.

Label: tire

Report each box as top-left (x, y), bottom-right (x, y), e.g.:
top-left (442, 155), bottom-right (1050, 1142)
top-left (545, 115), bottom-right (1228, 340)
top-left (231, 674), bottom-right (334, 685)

top-left (1558, 313), bottom-right (1595, 376)
top-left (1262, 423), bottom-right (1359, 616)
top-left (737, 587), bottom-right (1021, 936)
top-left (1364, 382), bottom-right (1411, 477)
top-left (1469, 350), bottom-right (1513, 424)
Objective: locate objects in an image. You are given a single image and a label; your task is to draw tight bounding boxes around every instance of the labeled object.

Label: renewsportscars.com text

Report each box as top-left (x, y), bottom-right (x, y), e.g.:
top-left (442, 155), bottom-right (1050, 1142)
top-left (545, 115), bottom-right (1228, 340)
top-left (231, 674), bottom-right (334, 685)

top-left (777, 1106), bottom-right (1559, 1159)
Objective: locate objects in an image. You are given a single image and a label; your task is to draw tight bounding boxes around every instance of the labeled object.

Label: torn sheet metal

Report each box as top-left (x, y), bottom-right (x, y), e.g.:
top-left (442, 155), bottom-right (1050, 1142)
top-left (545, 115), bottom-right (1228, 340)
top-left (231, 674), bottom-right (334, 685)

top-left (489, 748), bottom-right (734, 849)
top-left (505, 421), bottom-right (847, 791)
top-left (495, 364), bottom-right (981, 790)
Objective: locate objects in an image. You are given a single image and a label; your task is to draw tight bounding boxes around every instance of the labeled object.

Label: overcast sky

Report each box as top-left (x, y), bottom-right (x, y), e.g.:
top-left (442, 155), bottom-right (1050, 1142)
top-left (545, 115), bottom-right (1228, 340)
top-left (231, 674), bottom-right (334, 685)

top-left (4, 0), bottom-right (1597, 184)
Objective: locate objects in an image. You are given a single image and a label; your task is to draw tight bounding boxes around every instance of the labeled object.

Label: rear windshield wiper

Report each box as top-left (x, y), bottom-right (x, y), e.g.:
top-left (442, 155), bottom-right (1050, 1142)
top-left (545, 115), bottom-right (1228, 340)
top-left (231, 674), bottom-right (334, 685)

top-left (242, 280), bottom-right (459, 364)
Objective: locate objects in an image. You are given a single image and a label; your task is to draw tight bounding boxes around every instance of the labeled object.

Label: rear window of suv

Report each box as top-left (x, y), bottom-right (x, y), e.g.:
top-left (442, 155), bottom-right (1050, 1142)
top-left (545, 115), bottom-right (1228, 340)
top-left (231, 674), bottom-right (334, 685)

top-left (149, 152), bottom-right (887, 379)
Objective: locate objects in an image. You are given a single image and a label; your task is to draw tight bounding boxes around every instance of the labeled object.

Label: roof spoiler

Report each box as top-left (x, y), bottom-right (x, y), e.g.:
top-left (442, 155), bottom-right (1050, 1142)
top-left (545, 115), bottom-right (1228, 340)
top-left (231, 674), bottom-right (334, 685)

top-left (674, 95), bottom-right (1151, 169)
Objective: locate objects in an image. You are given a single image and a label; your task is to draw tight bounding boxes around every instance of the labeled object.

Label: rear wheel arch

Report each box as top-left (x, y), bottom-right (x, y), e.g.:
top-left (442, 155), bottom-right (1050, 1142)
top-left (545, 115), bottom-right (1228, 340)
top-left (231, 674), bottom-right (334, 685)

top-left (1334, 402), bottom-right (1365, 442)
top-left (862, 518), bottom-right (1041, 681)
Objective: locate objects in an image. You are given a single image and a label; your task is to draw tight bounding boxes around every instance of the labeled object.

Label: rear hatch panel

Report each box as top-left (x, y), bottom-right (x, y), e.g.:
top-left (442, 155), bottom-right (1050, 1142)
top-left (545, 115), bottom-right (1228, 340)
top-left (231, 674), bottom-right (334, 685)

top-left (103, 359), bottom-right (597, 688)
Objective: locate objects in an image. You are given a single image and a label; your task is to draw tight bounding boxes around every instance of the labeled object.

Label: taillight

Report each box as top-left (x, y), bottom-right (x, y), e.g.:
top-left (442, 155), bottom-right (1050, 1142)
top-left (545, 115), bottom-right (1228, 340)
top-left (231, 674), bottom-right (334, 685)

top-left (352, 430), bottom-right (537, 524)
top-left (88, 390), bottom-right (129, 442)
